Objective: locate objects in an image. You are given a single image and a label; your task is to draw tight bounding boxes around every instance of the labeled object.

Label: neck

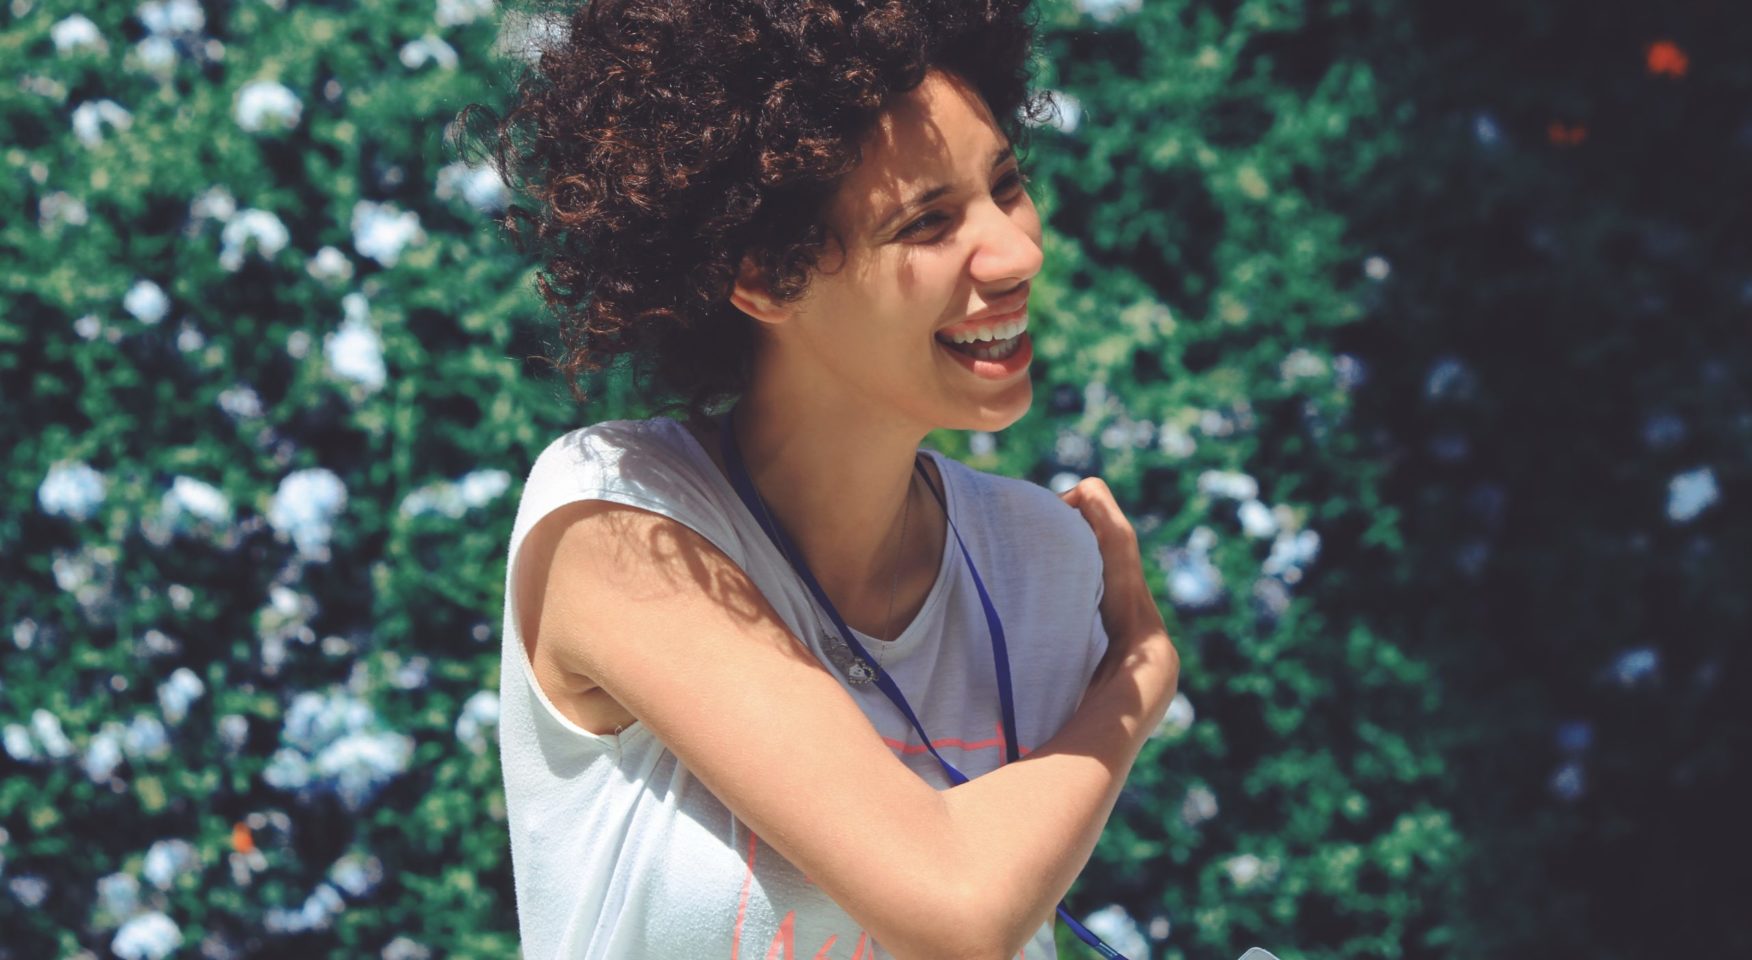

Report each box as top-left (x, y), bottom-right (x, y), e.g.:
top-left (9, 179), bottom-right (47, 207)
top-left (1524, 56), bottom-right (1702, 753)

top-left (725, 360), bottom-right (936, 620)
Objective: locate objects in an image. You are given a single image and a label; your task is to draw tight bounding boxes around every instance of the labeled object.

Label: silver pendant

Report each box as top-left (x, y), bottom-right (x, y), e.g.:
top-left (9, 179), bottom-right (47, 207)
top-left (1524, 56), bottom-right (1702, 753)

top-left (821, 630), bottom-right (877, 685)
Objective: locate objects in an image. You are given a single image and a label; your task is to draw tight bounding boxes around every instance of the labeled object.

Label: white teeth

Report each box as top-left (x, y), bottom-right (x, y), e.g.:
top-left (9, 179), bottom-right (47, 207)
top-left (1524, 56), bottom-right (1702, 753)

top-left (944, 314), bottom-right (1026, 344)
top-left (966, 335), bottom-right (1023, 361)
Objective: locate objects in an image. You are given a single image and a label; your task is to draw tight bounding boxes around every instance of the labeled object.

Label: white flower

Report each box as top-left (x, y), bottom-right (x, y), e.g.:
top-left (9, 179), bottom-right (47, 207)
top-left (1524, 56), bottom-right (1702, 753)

top-left (1331, 353), bottom-right (1368, 392)
top-left (163, 476), bottom-right (231, 526)
top-left (1263, 527), bottom-right (1320, 581)
top-left (1153, 692), bottom-right (1195, 739)
top-left (307, 245), bottom-right (354, 283)
top-left (350, 200), bottom-right (426, 267)
top-left (124, 278), bottom-right (169, 324)
top-left (1237, 498), bottom-right (1277, 538)
top-left (234, 79), bottom-right (302, 133)
top-left (969, 432), bottom-right (997, 456)
top-left (142, 838), bottom-right (195, 889)
top-left (380, 935), bottom-right (432, 958)
top-left (1364, 255), bottom-right (1391, 280)
top-left (39, 461), bottom-right (107, 520)
top-left (1224, 852), bottom-right (1264, 886)
top-left (218, 208), bottom-right (289, 271)
top-left (1549, 761), bottom-right (1585, 802)
top-left (273, 690), bottom-right (416, 809)
top-left (84, 723), bottom-right (126, 781)
top-left (138, 0), bottom-right (205, 36)
top-left (1180, 784), bottom-right (1218, 826)
top-left (1474, 111), bottom-right (1502, 147)
top-left (189, 185), bottom-right (236, 222)
top-left (32, 709), bottom-right (74, 759)
top-left (1080, 905), bottom-right (1148, 958)
top-left (52, 15), bottom-right (107, 55)
top-left (1609, 646), bottom-right (1658, 687)
top-left (218, 714), bottom-right (250, 751)
top-left (436, 0), bottom-right (494, 27)
top-left (263, 881), bottom-right (347, 933)
top-left (135, 35), bottom-right (177, 74)
top-left (268, 468), bottom-right (348, 558)
top-left (400, 470), bottom-right (510, 518)
top-left (327, 852), bottom-right (382, 897)
top-left (39, 191), bottom-right (90, 229)
top-left (1424, 355), bottom-right (1476, 402)
top-left (391, 656), bottom-right (430, 690)
top-left (1164, 547), bottom-right (1224, 609)
top-left (112, 909), bottom-right (183, 960)
top-left (1047, 471), bottom-right (1081, 495)
top-left (72, 99), bottom-right (133, 148)
top-left (400, 34), bottom-right (459, 70)
top-left (1666, 466), bottom-right (1718, 523)
top-left (96, 871), bottom-right (141, 921)
top-left (123, 714), bottom-right (171, 760)
top-left (434, 160), bottom-right (510, 214)
top-left (156, 667), bottom-right (206, 725)
top-left (1279, 348), bottom-right (1329, 383)
top-left (1198, 469), bottom-right (1258, 502)
top-left (263, 747), bottom-right (312, 790)
top-left (313, 729), bottom-right (415, 812)
top-left (217, 384), bottom-right (263, 419)
top-left (3, 724), bottom-right (36, 762)
top-left (455, 690), bottom-right (499, 754)
top-left (175, 321), bottom-right (204, 353)
top-left (1157, 420), bottom-right (1195, 458)
top-left (458, 469), bottom-right (511, 507)
top-left (325, 312), bottom-right (386, 392)
top-left (9, 875), bottom-right (49, 906)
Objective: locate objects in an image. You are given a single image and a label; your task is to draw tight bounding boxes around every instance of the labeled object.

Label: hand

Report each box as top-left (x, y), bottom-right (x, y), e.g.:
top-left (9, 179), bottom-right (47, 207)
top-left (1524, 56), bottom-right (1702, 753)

top-left (1058, 476), bottom-right (1171, 655)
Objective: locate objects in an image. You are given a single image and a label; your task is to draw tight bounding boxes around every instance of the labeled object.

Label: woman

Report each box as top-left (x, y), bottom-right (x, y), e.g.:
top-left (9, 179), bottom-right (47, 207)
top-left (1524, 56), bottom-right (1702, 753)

top-left (471, 1), bottom-right (1180, 956)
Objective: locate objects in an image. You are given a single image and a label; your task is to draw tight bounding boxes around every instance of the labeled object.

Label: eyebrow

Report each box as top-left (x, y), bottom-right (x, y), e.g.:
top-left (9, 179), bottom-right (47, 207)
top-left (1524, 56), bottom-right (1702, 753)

top-left (874, 141), bottom-right (1017, 235)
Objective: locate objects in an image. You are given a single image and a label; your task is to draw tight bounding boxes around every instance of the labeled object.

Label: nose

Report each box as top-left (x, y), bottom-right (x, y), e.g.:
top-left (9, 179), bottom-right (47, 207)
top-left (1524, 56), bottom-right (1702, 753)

top-left (970, 195), bottom-right (1042, 285)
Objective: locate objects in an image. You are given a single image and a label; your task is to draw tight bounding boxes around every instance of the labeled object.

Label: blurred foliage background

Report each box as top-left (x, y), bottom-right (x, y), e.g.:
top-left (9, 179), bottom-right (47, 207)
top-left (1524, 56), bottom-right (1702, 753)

top-left (3, 0), bottom-right (1746, 958)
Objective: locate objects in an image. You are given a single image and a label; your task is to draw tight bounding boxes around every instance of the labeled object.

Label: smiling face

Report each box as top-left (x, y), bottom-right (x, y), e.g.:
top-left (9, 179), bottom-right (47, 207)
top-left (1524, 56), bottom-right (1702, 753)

top-left (732, 67), bottom-right (1045, 435)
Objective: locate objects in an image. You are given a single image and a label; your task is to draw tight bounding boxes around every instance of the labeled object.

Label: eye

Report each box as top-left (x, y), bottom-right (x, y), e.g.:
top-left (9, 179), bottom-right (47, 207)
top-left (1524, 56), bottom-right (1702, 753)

top-left (896, 170), bottom-right (1032, 241)
top-left (897, 212), bottom-right (946, 240)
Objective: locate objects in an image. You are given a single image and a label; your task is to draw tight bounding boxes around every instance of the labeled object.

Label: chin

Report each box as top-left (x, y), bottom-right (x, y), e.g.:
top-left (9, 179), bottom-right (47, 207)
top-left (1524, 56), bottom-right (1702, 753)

top-left (947, 384), bottom-right (1032, 434)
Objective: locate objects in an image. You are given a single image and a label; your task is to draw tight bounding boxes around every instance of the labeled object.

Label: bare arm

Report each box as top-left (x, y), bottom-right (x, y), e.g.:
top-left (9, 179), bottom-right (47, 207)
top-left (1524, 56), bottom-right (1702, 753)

top-left (525, 478), bottom-right (1175, 960)
top-left (939, 477), bottom-right (1179, 952)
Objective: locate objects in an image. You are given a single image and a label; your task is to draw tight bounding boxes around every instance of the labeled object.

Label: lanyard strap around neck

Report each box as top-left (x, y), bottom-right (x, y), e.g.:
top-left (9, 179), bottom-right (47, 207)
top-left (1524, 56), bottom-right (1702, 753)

top-left (716, 407), bottom-right (1018, 775)
top-left (714, 407), bottom-right (1129, 960)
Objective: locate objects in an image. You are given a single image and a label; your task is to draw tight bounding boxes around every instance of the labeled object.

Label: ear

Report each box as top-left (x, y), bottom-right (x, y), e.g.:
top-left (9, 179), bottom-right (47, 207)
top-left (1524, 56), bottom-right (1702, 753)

top-left (728, 253), bottom-right (793, 327)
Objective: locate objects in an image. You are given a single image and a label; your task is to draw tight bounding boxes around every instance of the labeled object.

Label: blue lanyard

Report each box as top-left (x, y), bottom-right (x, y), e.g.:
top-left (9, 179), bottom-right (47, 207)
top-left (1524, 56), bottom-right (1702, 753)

top-left (715, 406), bottom-right (1131, 960)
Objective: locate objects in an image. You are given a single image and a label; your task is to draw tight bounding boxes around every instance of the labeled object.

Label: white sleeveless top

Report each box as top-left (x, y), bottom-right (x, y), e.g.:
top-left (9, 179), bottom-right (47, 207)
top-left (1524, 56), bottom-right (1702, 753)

top-left (497, 417), bottom-right (1110, 960)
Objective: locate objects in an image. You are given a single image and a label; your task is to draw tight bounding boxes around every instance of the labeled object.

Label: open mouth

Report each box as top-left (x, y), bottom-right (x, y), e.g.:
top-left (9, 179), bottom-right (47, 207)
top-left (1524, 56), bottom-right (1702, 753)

top-left (934, 307), bottom-right (1029, 361)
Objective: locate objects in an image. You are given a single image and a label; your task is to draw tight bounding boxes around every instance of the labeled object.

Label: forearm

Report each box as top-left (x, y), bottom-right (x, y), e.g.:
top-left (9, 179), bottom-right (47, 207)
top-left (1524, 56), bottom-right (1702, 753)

top-left (939, 629), bottom-right (1180, 955)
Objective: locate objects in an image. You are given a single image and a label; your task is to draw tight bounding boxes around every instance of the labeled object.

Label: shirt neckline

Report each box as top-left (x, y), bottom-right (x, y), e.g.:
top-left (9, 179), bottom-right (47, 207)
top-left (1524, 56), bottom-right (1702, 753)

top-left (658, 415), bottom-right (960, 662)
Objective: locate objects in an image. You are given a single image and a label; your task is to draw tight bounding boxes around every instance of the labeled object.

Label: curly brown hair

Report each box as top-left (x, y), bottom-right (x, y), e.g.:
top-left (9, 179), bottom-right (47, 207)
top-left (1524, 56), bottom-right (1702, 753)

top-left (452, 0), bottom-right (1054, 430)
